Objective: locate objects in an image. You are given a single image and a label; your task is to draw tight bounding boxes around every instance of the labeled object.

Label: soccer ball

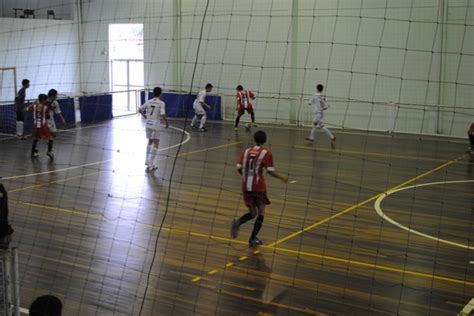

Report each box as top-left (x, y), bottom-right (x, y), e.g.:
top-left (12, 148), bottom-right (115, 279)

top-left (245, 122), bottom-right (251, 131)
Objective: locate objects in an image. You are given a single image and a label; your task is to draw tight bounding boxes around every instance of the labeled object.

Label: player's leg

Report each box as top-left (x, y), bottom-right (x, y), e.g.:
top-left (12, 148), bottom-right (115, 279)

top-left (249, 194), bottom-right (267, 246)
top-left (16, 111), bottom-right (25, 139)
top-left (191, 115), bottom-right (199, 128)
top-left (469, 132), bottom-right (474, 152)
top-left (47, 120), bottom-right (57, 159)
top-left (231, 193), bottom-right (257, 238)
top-left (46, 137), bottom-right (54, 160)
top-left (235, 112), bottom-right (242, 130)
top-left (149, 137), bottom-right (160, 170)
top-left (320, 123), bottom-right (336, 143)
top-left (145, 129), bottom-right (153, 167)
top-left (199, 113), bottom-right (207, 131)
top-left (31, 130), bottom-right (39, 158)
top-left (248, 107), bottom-right (256, 126)
top-left (306, 121), bottom-right (317, 142)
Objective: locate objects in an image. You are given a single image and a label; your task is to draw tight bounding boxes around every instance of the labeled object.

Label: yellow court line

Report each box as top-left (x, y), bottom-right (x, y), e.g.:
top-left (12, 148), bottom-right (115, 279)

top-left (267, 153), bottom-right (466, 248)
top-left (15, 200), bottom-right (474, 288)
top-left (196, 282), bottom-right (322, 315)
top-left (191, 154), bottom-right (466, 284)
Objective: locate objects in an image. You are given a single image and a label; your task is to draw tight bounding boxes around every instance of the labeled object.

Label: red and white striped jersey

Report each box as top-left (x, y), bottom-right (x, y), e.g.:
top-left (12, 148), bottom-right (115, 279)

top-left (27, 102), bottom-right (49, 129)
top-left (236, 90), bottom-right (255, 109)
top-left (237, 146), bottom-right (275, 192)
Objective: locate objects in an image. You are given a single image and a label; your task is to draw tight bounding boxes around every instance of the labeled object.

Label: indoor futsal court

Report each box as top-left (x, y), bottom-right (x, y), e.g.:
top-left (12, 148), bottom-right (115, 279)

top-left (1, 1), bottom-right (473, 315)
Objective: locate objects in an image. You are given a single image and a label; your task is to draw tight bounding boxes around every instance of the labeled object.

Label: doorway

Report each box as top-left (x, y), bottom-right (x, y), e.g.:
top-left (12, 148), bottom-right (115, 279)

top-left (109, 24), bottom-right (144, 116)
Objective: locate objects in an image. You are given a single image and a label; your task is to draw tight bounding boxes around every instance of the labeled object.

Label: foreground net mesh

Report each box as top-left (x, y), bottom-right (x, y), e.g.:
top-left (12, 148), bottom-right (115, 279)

top-left (0, 0), bottom-right (473, 315)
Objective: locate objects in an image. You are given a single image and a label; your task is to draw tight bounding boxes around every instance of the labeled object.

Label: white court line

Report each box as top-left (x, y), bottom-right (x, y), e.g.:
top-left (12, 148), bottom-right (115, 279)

top-left (374, 180), bottom-right (474, 250)
top-left (1, 126), bottom-right (190, 181)
top-left (459, 298), bottom-right (474, 316)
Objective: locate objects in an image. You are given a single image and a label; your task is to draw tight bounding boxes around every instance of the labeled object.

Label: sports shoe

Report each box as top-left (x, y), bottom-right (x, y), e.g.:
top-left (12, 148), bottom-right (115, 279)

top-left (252, 123), bottom-right (258, 127)
top-left (305, 137), bottom-right (314, 142)
top-left (249, 237), bottom-right (263, 247)
top-left (234, 127), bottom-right (239, 131)
top-left (231, 219), bottom-right (240, 238)
top-left (46, 151), bottom-right (54, 160)
top-left (190, 125), bottom-right (197, 129)
top-left (31, 150), bottom-right (39, 158)
top-left (199, 127), bottom-right (207, 132)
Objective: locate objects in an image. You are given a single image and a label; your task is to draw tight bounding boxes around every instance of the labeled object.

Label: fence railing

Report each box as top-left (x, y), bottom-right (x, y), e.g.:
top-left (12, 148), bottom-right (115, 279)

top-left (0, 248), bottom-right (20, 316)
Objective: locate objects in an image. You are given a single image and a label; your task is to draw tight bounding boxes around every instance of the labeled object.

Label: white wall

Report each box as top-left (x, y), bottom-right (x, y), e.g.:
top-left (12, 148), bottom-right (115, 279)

top-left (3, 0), bottom-right (471, 136)
top-left (0, 17), bottom-right (79, 101)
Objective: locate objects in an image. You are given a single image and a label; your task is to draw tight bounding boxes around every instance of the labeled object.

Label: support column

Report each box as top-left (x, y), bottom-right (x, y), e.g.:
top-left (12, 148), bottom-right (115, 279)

top-left (172, 0), bottom-right (183, 91)
top-left (290, 0), bottom-right (299, 125)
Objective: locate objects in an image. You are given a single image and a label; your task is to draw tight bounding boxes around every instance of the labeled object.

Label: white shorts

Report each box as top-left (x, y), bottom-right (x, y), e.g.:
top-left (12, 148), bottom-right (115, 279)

top-left (47, 119), bottom-right (57, 132)
top-left (146, 128), bottom-right (160, 140)
top-left (313, 112), bottom-right (325, 127)
top-left (193, 103), bottom-right (206, 115)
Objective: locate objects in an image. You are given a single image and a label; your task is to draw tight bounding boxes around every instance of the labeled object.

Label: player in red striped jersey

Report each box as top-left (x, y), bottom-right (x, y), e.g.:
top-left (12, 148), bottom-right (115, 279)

top-left (231, 130), bottom-right (288, 247)
top-left (26, 94), bottom-right (54, 159)
top-left (234, 85), bottom-right (256, 131)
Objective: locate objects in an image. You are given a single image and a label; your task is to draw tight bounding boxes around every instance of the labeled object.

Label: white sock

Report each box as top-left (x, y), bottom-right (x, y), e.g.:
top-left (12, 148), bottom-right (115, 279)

top-left (322, 126), bottom-right (334, 140)
top-left (199, 115), bottom-right (207, 129)
top-left (16, 121), bottom-right (24, 136)
top-left (191, 116), bottom-right (198, 127)
top-left (151, 147), bottom-right (159, 167)
top-left (146, 144), bottom-right (152, 165)
top-left (309, 126), bottom-right (316, 140)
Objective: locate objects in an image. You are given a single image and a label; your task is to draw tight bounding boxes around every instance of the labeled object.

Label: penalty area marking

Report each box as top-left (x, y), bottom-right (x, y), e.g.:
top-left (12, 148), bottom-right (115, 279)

top-left (2, 126), bottom-right (190, 181)
top-left (374, 179), bottom-right (474, 251)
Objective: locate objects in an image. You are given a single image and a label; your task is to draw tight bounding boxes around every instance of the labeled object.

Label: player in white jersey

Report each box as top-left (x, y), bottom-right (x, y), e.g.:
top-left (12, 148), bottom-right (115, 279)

top-left (305, 84), bottom-right (336, 145)
top-left (190, 83), bottom-right (213, 132)
top-left (139, 87), bottom-right (169, 170)
top-left (46, 89), bottom-right (66, 139)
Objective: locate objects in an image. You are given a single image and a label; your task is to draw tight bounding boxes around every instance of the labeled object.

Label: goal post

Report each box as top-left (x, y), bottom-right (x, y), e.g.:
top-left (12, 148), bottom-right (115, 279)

top-left (0, 67), bottom-right (18, 135)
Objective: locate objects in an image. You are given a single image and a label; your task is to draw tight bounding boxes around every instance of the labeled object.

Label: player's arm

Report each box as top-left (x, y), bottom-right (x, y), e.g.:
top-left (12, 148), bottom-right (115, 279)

top-left (268, 170), bottom-right (288, 183)
top-left (161, 114), bottom-right (169, 128)
top-left (265, 153), bottom-right (288, 183)
top-left (250, 91), bottom-right (256, 100)
top-left (319, 95), bottom-right (330, 111)
top-left (24, 104), bottom-right (33, 112)
top-left (58, 113), bottom-right (66, 125)
top-left (236, 164), bottom-right (243, 175)
top-left (236, 151), bottom-right (244, 175)
top-left (138, 104), bottom-right (147, 118)
top-left (200, 100), bottom-right (211, 109)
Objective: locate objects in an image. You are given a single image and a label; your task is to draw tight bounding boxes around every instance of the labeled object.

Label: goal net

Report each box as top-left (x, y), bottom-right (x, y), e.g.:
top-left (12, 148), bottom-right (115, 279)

top-left (0, 1), bottom-right (473, 315)
top-left (0, 67), bottom-right (17, 135)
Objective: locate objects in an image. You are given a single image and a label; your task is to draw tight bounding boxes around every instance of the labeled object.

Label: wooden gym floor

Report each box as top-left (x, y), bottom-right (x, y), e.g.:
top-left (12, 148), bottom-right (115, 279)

top-left (0, 115), bottom-right (473, 315)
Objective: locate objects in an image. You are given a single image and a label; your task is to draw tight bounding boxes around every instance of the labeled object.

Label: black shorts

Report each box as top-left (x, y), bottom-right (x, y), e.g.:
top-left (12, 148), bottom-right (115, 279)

top-left (16, 110), bottom-right (24, 121)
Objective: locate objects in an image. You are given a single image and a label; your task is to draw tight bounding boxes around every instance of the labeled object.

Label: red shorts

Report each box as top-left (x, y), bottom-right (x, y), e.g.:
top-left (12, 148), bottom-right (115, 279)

top-left (237, 106), bottom-right (254, 116)
top-left (32, 125), bottom-right (52, 139)
top-left (243, 191), bottom-right (270, 209)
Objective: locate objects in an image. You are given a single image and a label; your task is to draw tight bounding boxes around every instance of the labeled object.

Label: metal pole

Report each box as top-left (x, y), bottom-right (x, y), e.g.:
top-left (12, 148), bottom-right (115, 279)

top-left (290, 0), bottom-right (299, 124)
top-left (127, 60), bottom-right (131, 111)
top-left (12, 248), bottom-right (19, 316)
top-left (13, 68), bottom-right (17, 101)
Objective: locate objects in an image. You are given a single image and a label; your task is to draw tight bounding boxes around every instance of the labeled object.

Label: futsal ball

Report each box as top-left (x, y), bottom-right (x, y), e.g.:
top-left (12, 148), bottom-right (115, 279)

top-left (245, 123), bottom-right (251, 131)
